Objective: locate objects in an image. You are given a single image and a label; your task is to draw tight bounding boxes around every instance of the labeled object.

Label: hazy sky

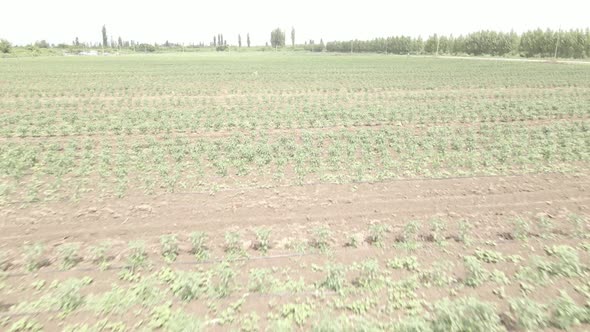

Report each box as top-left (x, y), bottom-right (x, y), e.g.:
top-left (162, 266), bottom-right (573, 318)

top-left (1, 0), bottom-right (589, 46)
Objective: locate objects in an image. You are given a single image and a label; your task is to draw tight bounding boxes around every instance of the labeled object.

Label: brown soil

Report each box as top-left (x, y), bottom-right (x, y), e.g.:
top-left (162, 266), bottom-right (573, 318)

top-left (1, 171), bottom-right (588, 331)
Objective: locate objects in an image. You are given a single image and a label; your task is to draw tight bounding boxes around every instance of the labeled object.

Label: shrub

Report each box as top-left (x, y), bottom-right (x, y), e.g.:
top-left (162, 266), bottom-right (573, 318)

top-left (0, 39), bottom-right (11, 54)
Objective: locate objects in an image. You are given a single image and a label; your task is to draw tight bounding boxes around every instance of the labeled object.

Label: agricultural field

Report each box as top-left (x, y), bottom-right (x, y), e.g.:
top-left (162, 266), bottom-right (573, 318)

top-left (0, 53), bottom-right (589, 331)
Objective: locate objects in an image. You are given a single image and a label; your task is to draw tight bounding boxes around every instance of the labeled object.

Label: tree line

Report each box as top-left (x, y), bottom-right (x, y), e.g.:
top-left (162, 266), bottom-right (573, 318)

top-left (2, 27), bottom-right (589, 58)
top-left (325, 28), bottom-right (590, 58)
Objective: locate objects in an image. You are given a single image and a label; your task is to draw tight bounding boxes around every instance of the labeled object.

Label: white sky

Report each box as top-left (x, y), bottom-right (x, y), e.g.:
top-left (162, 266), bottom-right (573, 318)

top-left (1, 0), bottom-right (589, 46)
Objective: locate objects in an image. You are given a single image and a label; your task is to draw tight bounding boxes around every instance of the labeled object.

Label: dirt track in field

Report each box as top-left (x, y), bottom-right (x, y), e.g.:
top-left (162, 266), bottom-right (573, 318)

top-left (1, 172), bottom-right (587, 249)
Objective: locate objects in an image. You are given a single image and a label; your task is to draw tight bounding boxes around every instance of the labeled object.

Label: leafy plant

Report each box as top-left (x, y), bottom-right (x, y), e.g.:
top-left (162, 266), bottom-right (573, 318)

top-left (569, 214), bottom-right (587, 238)
top-left (160, 234), bottom-right (179, 263)
top-left (319, 263), bottom-right (345, 293)
top-left (248, 268), bottom-right (278, 293)
top-left (542, 245), bottom-right (584, 277)
top-left (430, 218), bottom-right (446, 245)
top-left (550, 291), bottom-right (586, 329)
top-left (344, 233), bottom-right (363, 248)
top-left (281, 302), bottom-right (314, 327)
top-left (464, 255), bottom-right (487, 287)
top-left (149, 302), bottom-right (203, 331)
top-left (212, 262), bottom-right (236, 298)
top-left (189, 232), bottom-right (209, 261)
top-left (310, 225), bottom-right (331, 253)
top-left (367, 223), bottom-right (390, 247)
top-left (387, 256), bottom-right (419, 271)
top-left (353, 259), bottom-right (382, 290)
top-left (253, 228), bottom-right (271, 253)
top-left (23, 243), bottom-right (46, 272)
top-left (458, 220), bottom-right (472, 245)
top-left (169, 271), bottom-right (209, 301)
top-left (513, 217), bottom-right (531, 241)
top-left (509, 297), bottom-right (548, 330)
top-left (474, 248), bottom-right (504, 264)
top-left (57, 243), bottom-right (81, 270)
top-left (53, 278), bottom-right (90, 314)
top-left (126, 241), bottom-right (148, 273)
top-left (8, 318), bottom-right (42, 332)
top-left (224, 231), bottom-right (245, 256)
top-left (431, 297), bottom-right (503, 332)
top-left (88, 241), bottom-right (111, 270)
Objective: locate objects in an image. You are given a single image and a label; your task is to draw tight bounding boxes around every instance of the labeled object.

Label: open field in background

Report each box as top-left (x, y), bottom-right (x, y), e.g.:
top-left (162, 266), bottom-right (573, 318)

top-left (0, 53), bottom-right (589, 331)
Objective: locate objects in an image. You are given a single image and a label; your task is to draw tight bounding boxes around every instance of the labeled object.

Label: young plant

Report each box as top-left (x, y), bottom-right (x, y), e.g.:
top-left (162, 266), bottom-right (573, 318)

top-left (344, 233), bottom-right (363, 248)
top-left (509, 297), bottom-right (548, 330)
top-left (430, 218), bottom-right (447, 245)
top-left (212, 262), bottom-right (236, 298)
top-left (458, 220), bottom-right (473, 245)
top-left (569, 214), bottom-right (588, 238)
top-left (224, 231), bottom-right (245, 257)
top-left (367, 223), bottom-right (389, 248)
top-left (354, 259), bottom-right (381, 290)
top-left (253, 228), bottom-right (271, 253)
top-left (550, 291), bottom-right (586, 329)
top-left (464, 255), bottom-right (487, 287)
top-left (160, 234), bottom-right (179, 263)
top-left (310, 225), bottom-right (331, 253)
top-left (431, 297), bottom-right (503, 332)
top-left (126, 241), bottom-right (148, 273)
top-left (57, 243), bottom-right (81, 270)
top-left (23, 243), bottom-right (46, 272)
top-left (189, 232), bottom-right (209, 261)
top-left (88, 241), bottom-right (111, 270)
top-left (513, 217), bottom-right (531, 241)
top-left (319, 264), bottom-right (345, 293)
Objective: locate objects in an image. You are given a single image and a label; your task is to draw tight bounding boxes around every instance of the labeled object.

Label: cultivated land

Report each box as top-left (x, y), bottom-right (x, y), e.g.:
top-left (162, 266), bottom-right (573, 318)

top-left (0, 53), bottom-right (589, 331)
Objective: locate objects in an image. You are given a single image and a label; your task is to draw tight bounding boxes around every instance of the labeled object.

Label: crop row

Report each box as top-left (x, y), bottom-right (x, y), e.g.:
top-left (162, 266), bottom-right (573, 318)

top-left (0, 99), bottom-right (588, 138)
top-left (0, 122), bottom-right (587, 203)
top-left (2, 56), bottom-right (590, 99)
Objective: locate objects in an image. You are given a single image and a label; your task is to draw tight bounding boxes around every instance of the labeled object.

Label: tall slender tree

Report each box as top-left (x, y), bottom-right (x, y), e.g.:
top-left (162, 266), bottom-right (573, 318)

top-left (247, 33), bottom-right (251, 47)
top-left (291, 27), bottom-right (295, 47)
top-left (238, 34), bottom-right (242, 47)
top-left (101, 25), bottom-right (108, 48)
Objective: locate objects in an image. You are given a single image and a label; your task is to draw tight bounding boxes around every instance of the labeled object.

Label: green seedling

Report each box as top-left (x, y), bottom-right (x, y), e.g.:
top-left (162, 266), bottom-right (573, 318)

top-left (23, 243), bottom-right (46, 272)
top-left (57, 243), bottom-right (81, 270)
top-left (189, 231), bottom-right (209, 261)
top-left (253, 228), bottom-right (271, 253)
top-left (367, 223), bottom-right (390, 247)
top-left (88, 241), bottom-right (111, 270)
top-left (160, 234), bottom-right (179, 263)
top-left (310, 225), bottom-right (331, 253)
